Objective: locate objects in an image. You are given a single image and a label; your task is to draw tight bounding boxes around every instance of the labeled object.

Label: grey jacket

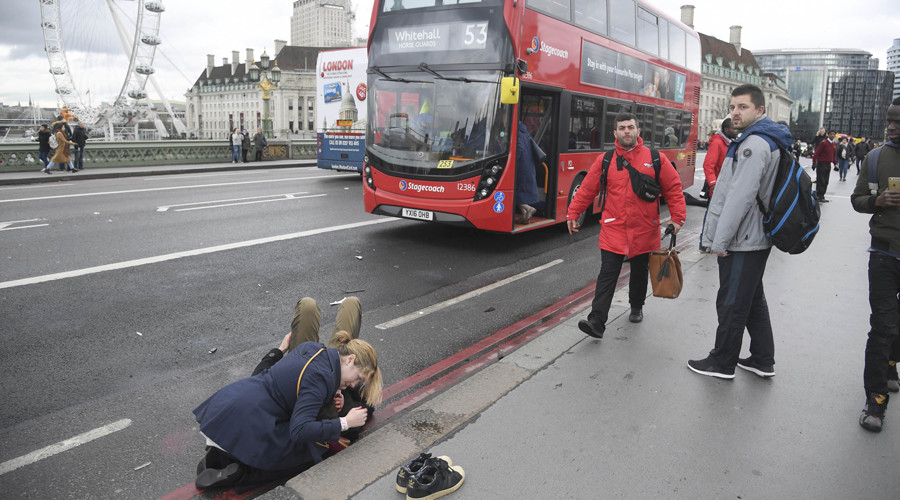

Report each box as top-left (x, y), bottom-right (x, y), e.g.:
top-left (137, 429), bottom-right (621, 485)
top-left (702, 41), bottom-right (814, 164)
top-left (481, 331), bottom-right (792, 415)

top-left (701, 117), bottom-right (790, 254)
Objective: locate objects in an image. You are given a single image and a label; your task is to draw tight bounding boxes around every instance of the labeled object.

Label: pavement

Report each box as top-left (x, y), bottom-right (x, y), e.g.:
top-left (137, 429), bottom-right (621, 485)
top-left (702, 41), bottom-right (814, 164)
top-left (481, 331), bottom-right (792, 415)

top-left (0, 158), bottom-right (317, 185)
top-left (7, 158), bottom-right (898, 498)
top-left (266, 165), bottom-right (899, 499)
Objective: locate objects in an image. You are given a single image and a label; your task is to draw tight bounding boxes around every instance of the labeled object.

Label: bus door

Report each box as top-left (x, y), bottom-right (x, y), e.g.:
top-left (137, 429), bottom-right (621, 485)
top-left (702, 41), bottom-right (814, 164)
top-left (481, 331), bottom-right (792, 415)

top-left (517, 88), bottom-right (560, 227)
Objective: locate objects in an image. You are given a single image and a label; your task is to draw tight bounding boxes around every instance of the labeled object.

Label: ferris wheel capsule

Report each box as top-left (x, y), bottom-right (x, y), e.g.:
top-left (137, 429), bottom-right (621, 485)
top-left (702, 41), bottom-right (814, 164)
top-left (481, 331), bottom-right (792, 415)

top-left (49, 67), bottom-right (66, 75)
top-left (128, 90), bottom-right (148, 99)
top-left (145, 1), bottom-right (165, 13)
top-left (56, 87), bottom-right (72, 95)
top-left (135, 65), bottom-right (155, 75)
top-left (141, 34), bottom-right (161, 45)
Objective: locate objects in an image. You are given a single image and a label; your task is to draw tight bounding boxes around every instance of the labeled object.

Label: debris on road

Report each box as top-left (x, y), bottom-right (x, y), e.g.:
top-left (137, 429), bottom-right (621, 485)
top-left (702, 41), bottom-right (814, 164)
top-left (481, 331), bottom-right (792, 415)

top-left (133, 462), bottom-right (151, 471)
top-left (330, 297), bottom-right (347, 306)
top-left (342, 289), bottom-right (365, 294)
top-left (136, 331), bottom-right (142, 336)
top-left (356, 255), bottom-right (363, 260)
top-left (484, 307), bottom-right (496, 312)
top-left (208, 347), bottom-right (218, 354)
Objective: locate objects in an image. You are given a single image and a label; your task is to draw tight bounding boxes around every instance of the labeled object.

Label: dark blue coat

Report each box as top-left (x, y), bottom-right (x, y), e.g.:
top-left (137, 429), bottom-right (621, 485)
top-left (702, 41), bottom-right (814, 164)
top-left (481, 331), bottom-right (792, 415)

top-left (193, 342), bottom-right (343, 471)
top-left (515, 121), bottom-right (540, 206)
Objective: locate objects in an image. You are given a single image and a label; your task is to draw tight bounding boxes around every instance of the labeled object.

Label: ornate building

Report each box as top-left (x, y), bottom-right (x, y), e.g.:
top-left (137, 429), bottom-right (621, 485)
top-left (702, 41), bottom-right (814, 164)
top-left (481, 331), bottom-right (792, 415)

top-left (680, 6), bottom-right (792, 141)
top-left (291, 0), bottom-right (353, 47)
top-left (184, 43), bottom-right (331, 140)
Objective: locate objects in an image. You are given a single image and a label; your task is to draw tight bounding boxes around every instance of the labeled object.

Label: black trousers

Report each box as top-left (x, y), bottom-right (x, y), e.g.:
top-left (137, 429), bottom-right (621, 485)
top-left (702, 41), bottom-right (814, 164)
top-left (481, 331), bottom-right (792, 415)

top-left (200, 446), bottom-right (313, 493)
top-left (588, 250), bottom-right (649, 327)
top-left (255, 149), bottom-right (263, 161)
top-left (814, 162), bottom-right (831, 198)
top-left (708, 249), bottom-right (774, 368)
top-left (864, 252), bottom-right (900, 396)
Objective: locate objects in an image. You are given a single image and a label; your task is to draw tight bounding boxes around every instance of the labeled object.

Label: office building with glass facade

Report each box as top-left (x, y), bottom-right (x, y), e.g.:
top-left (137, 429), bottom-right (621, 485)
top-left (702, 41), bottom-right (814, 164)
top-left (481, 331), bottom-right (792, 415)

top-left (755, 49), bottom-right (895, 141)
top-left (888, 39), bottom-right (900, 101)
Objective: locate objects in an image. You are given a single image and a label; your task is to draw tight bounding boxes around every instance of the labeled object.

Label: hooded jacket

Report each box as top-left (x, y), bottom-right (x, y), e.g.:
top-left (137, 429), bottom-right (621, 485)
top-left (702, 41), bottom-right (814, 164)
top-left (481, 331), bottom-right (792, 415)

top-left (567, 136), bottom-right (686, 257)
top-left (701, 117), bottom-right (791, 254)
top-left (702, 131), bottom-right (732, 188)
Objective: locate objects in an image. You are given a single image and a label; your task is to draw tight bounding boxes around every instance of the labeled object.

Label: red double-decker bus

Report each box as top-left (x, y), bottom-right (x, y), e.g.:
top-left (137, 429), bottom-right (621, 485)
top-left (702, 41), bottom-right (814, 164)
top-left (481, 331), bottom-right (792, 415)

top-left (363, 0), bottom-right (701, 232)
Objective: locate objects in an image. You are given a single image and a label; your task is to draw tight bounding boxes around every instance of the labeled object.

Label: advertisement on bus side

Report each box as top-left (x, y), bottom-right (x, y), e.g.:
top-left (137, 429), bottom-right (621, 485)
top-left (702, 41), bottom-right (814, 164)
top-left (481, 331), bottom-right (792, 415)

top-left (316, 47), bottom-right (368, 172)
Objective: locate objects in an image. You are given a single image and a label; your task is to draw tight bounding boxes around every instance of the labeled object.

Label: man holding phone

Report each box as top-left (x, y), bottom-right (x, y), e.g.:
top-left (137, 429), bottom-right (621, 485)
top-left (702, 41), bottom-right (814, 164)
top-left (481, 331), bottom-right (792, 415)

top-left (851, 96), bottom-right (900, 432)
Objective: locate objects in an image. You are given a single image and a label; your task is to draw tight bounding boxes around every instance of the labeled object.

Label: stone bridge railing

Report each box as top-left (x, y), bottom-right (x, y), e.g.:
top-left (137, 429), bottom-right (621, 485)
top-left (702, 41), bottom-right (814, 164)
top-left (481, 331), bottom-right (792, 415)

top-left (0, 139), bottom-right (317, 172)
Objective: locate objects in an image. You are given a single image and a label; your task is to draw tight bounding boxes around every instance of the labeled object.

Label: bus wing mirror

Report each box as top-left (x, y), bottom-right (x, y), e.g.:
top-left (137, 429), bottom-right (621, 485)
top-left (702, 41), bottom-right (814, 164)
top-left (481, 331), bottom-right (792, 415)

top-left (500, 77), bottom-right (519, 104)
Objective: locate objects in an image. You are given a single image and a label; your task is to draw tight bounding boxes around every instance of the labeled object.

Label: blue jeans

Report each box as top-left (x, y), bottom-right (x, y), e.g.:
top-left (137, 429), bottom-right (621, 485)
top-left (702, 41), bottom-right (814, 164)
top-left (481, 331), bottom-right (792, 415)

top-left (73, 148), bottom-right (84, 170)
top-left (232, 146), bottom-right (241, 162)
top-left (38, 151), bottom-right (49, 167)
top-left (838, 158), bottom-right (849, 180)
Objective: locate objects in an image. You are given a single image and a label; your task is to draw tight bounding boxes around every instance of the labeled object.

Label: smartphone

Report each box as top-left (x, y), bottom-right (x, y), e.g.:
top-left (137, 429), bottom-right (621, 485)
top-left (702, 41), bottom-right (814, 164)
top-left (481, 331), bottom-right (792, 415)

top-left (890, 177), bottom-right (900, 192)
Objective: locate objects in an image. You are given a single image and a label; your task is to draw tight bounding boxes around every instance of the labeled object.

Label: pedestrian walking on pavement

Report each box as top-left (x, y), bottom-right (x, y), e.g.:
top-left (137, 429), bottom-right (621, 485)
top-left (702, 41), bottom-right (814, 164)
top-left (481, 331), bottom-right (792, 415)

top-left (567, 112), bottom-right (687, 339)
top-left (856, 136), bottom-right (872, 174)
top-left (850, 96), bottom-right (900, 433)
top-left (837, 136), bottom-right (850, 181)
top-left (688, 84), bottom-right (791, 380)
top-left (36, 124), bottom-right (52, 173)
top-left (192, 296), bottom-right (382, 491)
top-left (72, 122), bottom-right (88, 171)
top-left (813, 130), bottom-right (836, 202)
top-left (241, 129), bottom-right (251, 163)
top-left (253, 127), bottom-right (267, 161)
top-left (701, 118), bottom-right (738, 199)
top-left (47, 124), bottom-right (77, 173)
top-left (231, 128), bottom-right (242, 163)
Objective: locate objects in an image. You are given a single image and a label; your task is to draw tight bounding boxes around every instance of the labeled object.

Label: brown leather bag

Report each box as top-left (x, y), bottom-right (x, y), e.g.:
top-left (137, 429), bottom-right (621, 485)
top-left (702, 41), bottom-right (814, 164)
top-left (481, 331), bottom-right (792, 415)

top-left (649, 231), bottom-right (682, 299)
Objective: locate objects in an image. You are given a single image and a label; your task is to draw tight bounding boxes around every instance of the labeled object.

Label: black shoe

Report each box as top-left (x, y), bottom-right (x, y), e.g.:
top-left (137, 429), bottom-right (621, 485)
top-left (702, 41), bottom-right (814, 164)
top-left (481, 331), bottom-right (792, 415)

top-left (859, 393), bottom-right (889, 432)
top-left (818, 197), bottom-right (830, 203)
top-left (406, 457), bottom-right (465, 500)
top-left (628, 308), bottom-right (643, 323)
top-left (888, 361), bottom-right (899, 393)
top-left (195, 463), bottom-right (243, 489)
top-left (578, 319), bottom-right (604, 339)
top-left (737, 357), bottom-right (775, 378)
top-left (687, 357), bottom-right (735, 379)
top-left (396, 454), bottom-right (452, 494)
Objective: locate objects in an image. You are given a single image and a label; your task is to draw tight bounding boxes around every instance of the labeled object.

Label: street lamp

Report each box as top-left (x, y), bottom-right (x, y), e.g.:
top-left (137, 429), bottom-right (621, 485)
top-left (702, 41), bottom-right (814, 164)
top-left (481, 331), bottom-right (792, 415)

top-left (249, 50), bottom-right (281, 138)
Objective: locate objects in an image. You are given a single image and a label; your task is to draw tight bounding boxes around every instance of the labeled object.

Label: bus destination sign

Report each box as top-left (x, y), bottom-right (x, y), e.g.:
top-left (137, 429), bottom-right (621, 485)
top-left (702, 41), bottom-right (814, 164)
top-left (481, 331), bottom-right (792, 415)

top-left (580, 40), bottom-right (686, 104)
top-left (385, 21), bottom-right (488, 54)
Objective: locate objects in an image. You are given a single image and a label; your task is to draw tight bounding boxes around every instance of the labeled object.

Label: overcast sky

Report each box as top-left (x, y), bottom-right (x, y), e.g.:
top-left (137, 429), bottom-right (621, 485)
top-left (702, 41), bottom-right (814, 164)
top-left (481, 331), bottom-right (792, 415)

top-left (0, 0), bottom-right (897, 110)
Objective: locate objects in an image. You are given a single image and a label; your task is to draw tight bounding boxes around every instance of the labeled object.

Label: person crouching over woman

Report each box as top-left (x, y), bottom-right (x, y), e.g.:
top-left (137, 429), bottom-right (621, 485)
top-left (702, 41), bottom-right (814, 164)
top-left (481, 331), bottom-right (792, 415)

top-left (192, 330), bottom-right (382, 491)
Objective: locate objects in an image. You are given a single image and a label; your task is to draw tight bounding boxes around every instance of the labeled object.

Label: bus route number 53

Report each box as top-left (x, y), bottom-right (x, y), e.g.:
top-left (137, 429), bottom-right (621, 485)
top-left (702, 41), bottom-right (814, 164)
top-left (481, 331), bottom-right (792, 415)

top-left (464, 23), bottom-right (488, 48)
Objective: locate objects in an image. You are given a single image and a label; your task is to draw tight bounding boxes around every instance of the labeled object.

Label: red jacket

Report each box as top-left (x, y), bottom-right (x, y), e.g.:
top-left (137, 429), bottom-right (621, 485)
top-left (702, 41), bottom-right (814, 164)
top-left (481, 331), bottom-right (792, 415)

top-left (813, 139), bottom-right (835, 164)
top-left (567, 137), bottom-right (687, 257)
top-left (702, 132), bottom-right (730, 187)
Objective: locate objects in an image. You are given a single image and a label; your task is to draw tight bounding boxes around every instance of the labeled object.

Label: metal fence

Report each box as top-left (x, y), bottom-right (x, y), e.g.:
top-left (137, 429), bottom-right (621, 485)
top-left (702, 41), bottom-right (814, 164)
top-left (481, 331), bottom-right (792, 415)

top-left (0, 139), bottom-right (317, 172)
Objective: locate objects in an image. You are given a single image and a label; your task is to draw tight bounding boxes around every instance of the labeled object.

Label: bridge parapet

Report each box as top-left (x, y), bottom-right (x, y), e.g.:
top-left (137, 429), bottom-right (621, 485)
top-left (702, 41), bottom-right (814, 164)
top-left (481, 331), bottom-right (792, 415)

top-left (0, 139), bottom-right (316, 172)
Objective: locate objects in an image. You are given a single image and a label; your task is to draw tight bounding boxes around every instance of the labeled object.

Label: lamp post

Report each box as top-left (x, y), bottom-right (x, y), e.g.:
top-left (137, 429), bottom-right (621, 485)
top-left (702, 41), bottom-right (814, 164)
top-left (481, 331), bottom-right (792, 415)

top-left (248, 50), bottom-right (281, 138)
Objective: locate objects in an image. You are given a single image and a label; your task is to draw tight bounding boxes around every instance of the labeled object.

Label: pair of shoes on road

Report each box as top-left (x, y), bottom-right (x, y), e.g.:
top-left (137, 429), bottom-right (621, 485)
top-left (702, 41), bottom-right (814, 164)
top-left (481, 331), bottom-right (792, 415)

top-left (628, 307), bottom-right (643, 323)
top-left (860, 393), bottom-right (889, 432)
top-left (396, 453), bottom-right (464, 499)
top-left (687, 356), bottom-right (775, 380)
top-left (578, 318), bottom-right (605, 339)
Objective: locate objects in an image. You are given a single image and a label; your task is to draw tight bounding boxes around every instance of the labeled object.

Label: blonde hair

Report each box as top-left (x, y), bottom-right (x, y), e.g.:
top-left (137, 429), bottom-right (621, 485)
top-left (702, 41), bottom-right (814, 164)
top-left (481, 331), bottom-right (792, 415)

top-left (330, 331), bottom-right (383, 406)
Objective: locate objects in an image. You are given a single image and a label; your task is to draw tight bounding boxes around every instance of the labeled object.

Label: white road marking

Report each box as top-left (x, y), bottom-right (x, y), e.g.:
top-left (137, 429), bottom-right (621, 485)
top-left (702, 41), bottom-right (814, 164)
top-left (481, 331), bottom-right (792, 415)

top-left (142, 170), bottom-right (267, 180)
top-left (0, 174), bottom-right (353, 204)
top-left (375, 259), bottom-right (564, 330)
top-left (0, 218), bottom-right (397, 290)
top-left (0, 219), bottom-right (45, 229)
top-left (156, 192), bottom-right (325, 212)
top-left (0, 419), bottom-right (132, 476)
top-left (0, 223), bottom-right (49, 232)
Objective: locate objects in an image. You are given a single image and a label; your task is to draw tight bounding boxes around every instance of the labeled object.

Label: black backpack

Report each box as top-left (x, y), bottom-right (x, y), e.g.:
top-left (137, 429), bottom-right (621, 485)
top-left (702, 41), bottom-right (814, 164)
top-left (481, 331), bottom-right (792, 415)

top-left (750, 132), bottom-right (820, 254)
top-left (598, 148), bottom-right (662, 214)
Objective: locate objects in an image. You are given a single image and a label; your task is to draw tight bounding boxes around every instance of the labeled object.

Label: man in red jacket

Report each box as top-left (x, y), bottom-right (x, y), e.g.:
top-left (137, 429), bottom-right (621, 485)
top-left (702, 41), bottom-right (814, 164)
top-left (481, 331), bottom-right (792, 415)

top-left (567, 113), bottom-right (687, 338)
top-left (813, 129), bottom-right (837, 202)
top-left (701, 118), bottom-right (737, 199)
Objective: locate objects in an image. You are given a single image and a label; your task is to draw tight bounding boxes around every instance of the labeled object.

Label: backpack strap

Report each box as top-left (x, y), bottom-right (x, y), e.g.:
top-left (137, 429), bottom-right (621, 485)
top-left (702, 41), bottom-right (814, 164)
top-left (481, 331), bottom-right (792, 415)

top-left (598, 149), bottom-right (615, 217)
top-left (867, 146), bottom-right (883, 195)
top-left (649, 148), bottom-right (661, 183)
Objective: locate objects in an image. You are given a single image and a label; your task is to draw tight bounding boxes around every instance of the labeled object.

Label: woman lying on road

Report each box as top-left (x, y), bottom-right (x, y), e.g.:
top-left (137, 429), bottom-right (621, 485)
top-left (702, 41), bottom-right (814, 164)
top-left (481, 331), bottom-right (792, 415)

top-left (192, 296), bottom-right (383, 491)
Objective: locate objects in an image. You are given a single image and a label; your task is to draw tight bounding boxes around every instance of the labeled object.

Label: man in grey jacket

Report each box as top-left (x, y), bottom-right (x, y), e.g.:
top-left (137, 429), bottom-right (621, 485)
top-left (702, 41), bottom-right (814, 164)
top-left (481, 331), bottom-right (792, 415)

top-left (688, 84), bottom-right (792, 379)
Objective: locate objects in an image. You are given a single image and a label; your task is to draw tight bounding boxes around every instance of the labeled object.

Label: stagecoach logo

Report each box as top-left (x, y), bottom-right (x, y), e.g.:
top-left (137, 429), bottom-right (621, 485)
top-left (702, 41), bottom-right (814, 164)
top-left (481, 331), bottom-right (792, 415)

top-left (531, 35), bottom-right (569, 59)
top-left (399, 180), bottom-right (445, 193)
